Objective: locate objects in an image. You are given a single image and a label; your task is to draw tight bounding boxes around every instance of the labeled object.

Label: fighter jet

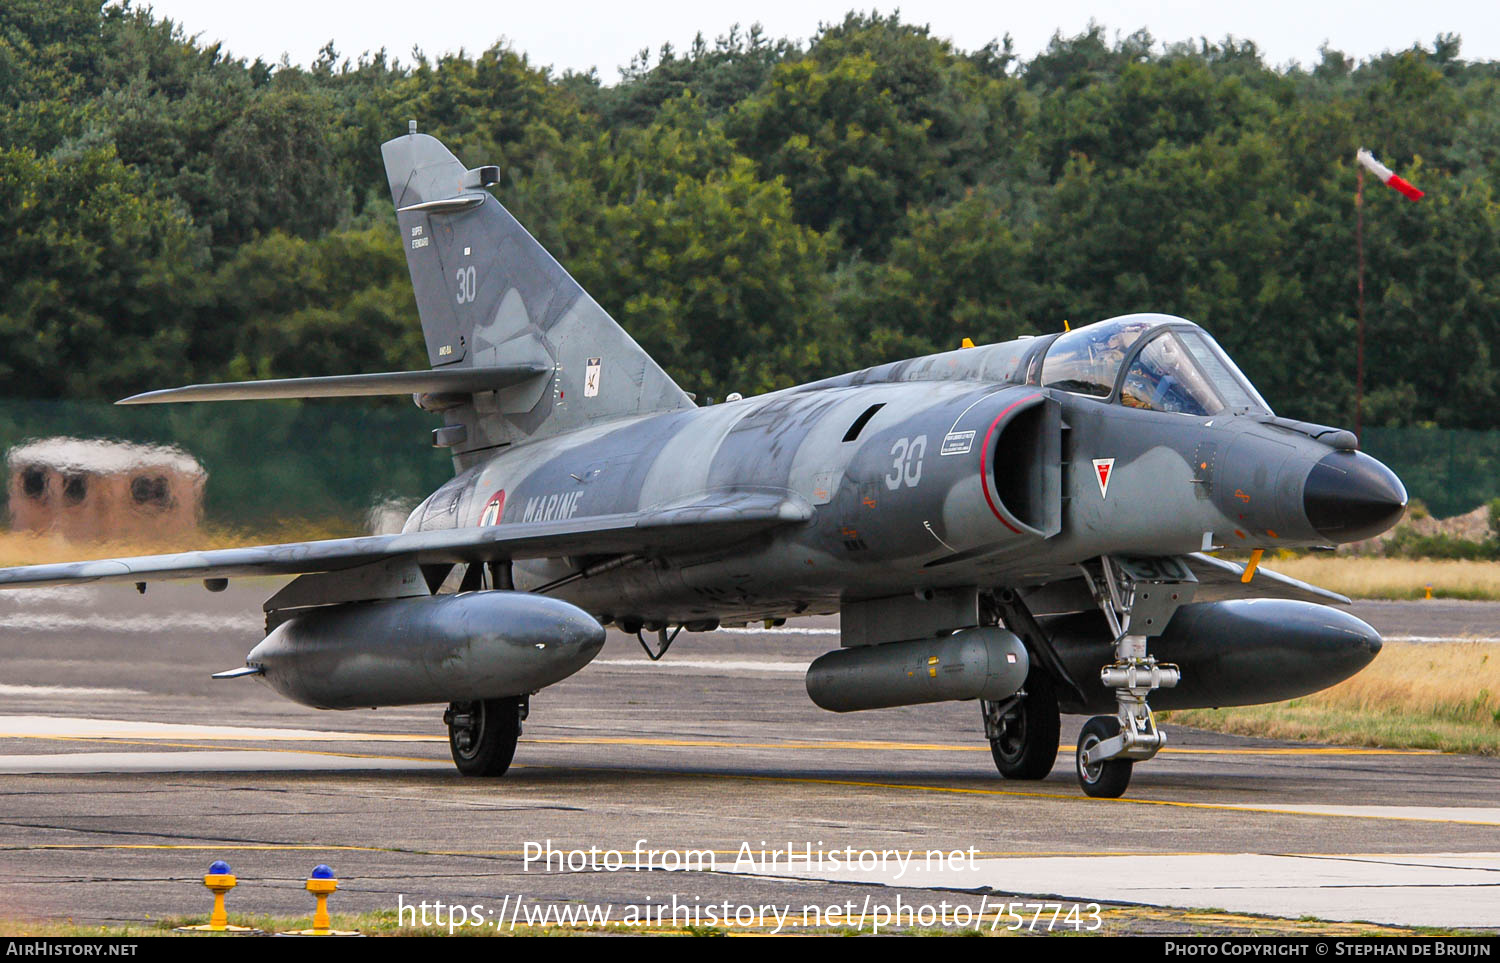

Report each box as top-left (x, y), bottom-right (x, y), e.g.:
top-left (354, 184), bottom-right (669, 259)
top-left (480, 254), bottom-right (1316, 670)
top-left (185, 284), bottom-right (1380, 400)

top-left (0, 125), bottom-right (1407, 797)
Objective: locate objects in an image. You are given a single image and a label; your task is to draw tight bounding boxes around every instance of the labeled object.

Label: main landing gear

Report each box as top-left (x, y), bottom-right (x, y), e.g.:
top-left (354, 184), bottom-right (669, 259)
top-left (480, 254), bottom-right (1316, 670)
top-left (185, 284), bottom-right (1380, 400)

top-left (980, 588), bottom-right (1083, 782)
top-left (445, 695), bottom-right (528, 777)
top-left (983, 669), bottom-right (1060, 780)
top-left (1073, 555), bottom-right (1196, 798)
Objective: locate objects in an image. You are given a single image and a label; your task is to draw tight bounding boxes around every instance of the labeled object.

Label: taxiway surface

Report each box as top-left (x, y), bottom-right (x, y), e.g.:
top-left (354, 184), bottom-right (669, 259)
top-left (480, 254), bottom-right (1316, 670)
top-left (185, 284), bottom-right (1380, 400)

top-left (0, 581), bottom-right (1496, 933)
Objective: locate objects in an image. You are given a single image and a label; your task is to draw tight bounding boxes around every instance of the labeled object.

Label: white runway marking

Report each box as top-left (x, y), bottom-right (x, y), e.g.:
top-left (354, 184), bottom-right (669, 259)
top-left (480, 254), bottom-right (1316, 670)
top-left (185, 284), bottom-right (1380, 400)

top-left (590, 658), bottom-right (809, 674)
top-left (729, 851), bottom-right (1500, 928)
top-left (0, 586), bottom-right (100, 605)
top-left (0, 612), bottom-right (261, 633)
top-left (1385, 635), bottom-right (1500, 644)
top-left (0, 685), bottom-right (148, 698)
top-left (0, 715), bottom-right (436, 742)
top-left (716, 626), bottom-right (839, 636)
top-left (1225, 803), bottom-right (1500, 825)
top-left (735, 629), bottom-right (1500, 642)
top-left (0, 750), bottom-right (449, 773)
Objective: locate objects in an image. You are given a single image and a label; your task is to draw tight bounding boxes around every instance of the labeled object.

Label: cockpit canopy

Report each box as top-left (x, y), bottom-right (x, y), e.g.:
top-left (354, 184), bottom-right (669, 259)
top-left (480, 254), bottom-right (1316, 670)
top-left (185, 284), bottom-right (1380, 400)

top-left (1039, 314), bottom-right (1270, 416)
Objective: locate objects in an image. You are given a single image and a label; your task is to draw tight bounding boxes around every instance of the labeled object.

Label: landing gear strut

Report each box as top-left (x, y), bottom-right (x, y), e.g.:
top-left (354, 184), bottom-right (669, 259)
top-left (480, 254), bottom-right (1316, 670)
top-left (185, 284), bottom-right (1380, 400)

top-left (1074, 556), bottom-right (1195, 798)
top-left (983, 669), bottom-right (1060, 780)
top-left (445, 696), bottom-right (528, 777)
top-left (981, 589), bottom-right (1085, 781)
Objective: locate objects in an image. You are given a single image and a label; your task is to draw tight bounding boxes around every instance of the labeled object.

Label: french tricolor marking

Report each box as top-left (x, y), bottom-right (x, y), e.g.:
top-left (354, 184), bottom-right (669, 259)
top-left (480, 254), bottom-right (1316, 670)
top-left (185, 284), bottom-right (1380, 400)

top-left (479, 490), bottom-right (506, 526)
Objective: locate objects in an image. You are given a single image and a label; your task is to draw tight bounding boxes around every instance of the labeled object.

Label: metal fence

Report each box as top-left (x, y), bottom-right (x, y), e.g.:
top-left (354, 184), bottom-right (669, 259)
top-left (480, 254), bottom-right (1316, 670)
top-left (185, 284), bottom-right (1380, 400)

top-left (0, 399), bottom-right (1494, 533)
top-left (0, 399), bottom-right (451, 531)
top-left (1362, 427), bottom-right (1500, 519)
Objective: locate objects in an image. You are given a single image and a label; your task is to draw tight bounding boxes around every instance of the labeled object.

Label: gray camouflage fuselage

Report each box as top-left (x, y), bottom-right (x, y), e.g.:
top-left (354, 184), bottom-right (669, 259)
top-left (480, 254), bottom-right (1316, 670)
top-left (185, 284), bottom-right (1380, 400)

top-left (407, 323), bottom-right (1364, 629)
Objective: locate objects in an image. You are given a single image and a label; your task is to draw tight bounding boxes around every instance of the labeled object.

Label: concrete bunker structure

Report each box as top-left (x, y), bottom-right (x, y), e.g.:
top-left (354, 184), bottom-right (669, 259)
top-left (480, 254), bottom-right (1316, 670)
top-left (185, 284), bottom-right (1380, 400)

top-left (6, 437), bottom-right (206, 541)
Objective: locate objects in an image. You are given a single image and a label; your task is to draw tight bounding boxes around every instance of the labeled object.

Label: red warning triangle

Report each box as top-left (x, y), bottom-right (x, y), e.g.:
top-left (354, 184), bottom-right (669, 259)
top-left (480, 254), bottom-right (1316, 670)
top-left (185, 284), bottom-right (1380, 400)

top-left (1092, 458), bottom-right (1115, 499)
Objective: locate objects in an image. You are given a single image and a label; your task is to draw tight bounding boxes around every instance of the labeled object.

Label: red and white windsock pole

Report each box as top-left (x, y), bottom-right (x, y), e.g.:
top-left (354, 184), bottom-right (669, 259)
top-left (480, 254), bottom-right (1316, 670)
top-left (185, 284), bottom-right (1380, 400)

top-left (1351, 147), bottom-right (1422, 442)
top-left (1356, 148), bottom-right (1423, 200)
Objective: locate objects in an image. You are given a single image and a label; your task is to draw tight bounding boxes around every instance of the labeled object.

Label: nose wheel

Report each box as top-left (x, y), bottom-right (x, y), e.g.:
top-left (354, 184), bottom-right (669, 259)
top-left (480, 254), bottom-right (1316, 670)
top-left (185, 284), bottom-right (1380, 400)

top-left (1075, 716), bottom-right (1133, 798)
top-left (445, 696), bottom-right (527, 777)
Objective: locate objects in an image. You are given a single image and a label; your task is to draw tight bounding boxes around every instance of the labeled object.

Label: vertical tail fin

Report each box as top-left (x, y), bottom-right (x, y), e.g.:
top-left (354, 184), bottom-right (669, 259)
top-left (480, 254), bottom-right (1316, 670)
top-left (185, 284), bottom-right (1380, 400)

top-left (382, 128), bottom-right (693, 462)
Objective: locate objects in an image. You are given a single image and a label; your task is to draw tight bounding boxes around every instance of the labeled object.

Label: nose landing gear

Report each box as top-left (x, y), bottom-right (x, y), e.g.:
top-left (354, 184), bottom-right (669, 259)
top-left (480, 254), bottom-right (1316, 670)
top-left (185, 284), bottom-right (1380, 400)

top-left (1076, 715), bottom-right (1133, 798)
top-left (1075, 556), bottom-right (1195, 798)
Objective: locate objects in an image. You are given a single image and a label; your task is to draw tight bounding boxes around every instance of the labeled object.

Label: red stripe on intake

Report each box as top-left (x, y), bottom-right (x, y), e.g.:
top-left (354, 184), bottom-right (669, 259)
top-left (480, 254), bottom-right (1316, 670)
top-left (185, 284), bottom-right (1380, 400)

top-left (979, 393), bottom-right (1041, 534)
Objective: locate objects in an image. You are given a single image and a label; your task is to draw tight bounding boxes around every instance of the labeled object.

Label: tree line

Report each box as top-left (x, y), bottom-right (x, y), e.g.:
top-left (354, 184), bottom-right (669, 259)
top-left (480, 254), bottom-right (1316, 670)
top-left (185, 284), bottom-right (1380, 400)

top-left (2, 3), bottom-right (1497, 431)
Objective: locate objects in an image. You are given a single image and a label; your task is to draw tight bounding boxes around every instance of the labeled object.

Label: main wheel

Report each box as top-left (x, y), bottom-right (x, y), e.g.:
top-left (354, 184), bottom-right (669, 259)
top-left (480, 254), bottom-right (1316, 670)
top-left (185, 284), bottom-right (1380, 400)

top-left (1075, 715), bottom-right (1133, 798)
top-left (988, 671), bottom-right (1061, 780)
top-left (445, 697), bottom-right (522, 777)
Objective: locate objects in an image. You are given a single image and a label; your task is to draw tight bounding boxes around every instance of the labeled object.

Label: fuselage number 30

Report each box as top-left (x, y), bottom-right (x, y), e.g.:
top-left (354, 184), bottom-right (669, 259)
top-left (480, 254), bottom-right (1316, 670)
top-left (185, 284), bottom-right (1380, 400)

top-left (886, 435), bottom-right (927, 490)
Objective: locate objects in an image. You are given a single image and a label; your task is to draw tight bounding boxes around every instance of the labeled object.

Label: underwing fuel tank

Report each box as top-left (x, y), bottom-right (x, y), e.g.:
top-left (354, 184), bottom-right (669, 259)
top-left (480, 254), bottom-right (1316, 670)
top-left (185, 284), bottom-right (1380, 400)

top-left (246, 591), bottom-right (606, 709)
top-left (806, 627), bottom-right (1029, 712)
top-left (1043, 599), bottom-right (1383, 714)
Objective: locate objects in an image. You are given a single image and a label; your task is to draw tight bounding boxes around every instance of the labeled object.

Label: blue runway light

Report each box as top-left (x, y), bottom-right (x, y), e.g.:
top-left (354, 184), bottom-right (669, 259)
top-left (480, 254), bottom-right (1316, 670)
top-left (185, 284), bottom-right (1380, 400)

top-left (282, 863), bottom-right (358, 935)
top-left (175, 858), bottom-right (260, 933)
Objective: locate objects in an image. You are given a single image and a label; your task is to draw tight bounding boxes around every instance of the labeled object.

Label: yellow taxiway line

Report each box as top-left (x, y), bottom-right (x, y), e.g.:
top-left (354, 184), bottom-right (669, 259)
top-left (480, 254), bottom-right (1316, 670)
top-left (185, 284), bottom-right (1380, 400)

top-left (522, 735), bottom-right (1432, 756)
top-left (0, 728), bottom-right (1434, 756)
top-left (1, 730), bottom-right (1486, 826)
top-left (3, 843), bottom-right (1219, 857)
top-left (708, 771), bottom-right (1500, 826)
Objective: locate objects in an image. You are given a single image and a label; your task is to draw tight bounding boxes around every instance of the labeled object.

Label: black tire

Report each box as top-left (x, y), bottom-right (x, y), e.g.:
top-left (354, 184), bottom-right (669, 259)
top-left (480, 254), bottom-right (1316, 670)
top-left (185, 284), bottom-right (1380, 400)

top-left (988, 671), bottom-right (1061, 780)
top-left (446, 697), bottom-right (522, 777)
top-left (1075, 715), bottom-right (1133, 799)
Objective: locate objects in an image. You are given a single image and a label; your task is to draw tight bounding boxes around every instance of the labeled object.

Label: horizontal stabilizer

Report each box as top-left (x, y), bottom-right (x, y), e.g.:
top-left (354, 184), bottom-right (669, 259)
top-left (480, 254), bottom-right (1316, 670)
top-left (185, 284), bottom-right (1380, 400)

top-left (116, 364), bottom-right (551, 405)
top-left (397, 195), bottom-right (486, 215)
top-left (0, 490), bottom-right (813, 590)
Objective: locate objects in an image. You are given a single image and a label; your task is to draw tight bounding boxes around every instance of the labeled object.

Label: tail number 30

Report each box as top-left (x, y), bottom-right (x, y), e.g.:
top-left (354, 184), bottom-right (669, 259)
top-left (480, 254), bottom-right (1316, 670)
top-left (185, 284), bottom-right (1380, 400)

top-left (455, 266), bottom-right (477, 304)
top-left (886, 435), bottom-right (927, 490)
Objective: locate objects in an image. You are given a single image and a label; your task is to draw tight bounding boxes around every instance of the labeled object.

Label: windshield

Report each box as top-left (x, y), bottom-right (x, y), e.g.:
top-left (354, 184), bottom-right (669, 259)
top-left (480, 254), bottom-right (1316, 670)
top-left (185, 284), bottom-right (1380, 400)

top-left (1039, 315), bottom-right (1272, 415)
top-left (1120, 332), bottom-right (1222, 414)
top-left (1120, 329), bottom-right (1270, 415)
top-left (1177, 329), bottom-right (1268, 412)
top-left (1039, 319), bottom-right (1157, 397)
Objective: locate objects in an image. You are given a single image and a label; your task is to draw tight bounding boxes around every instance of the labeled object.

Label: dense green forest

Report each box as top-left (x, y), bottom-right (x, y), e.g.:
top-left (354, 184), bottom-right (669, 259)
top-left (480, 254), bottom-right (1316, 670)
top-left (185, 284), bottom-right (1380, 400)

top-left (2, 1), bottom-right (1498, 433)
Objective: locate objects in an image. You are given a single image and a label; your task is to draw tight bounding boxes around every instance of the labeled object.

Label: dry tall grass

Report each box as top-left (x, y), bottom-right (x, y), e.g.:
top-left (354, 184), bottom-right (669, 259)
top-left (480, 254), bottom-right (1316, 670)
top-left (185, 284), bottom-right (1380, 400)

top-left (1268, 556), bottom-right (1500, 600)
top-left (1167, 642), bottom-right (1500, 754)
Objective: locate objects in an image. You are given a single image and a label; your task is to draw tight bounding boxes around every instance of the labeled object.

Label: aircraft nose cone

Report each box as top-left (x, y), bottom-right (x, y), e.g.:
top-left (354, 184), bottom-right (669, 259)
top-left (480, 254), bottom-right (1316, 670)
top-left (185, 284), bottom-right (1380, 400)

top-left (1302, 450), bottom-right (1407, 543)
